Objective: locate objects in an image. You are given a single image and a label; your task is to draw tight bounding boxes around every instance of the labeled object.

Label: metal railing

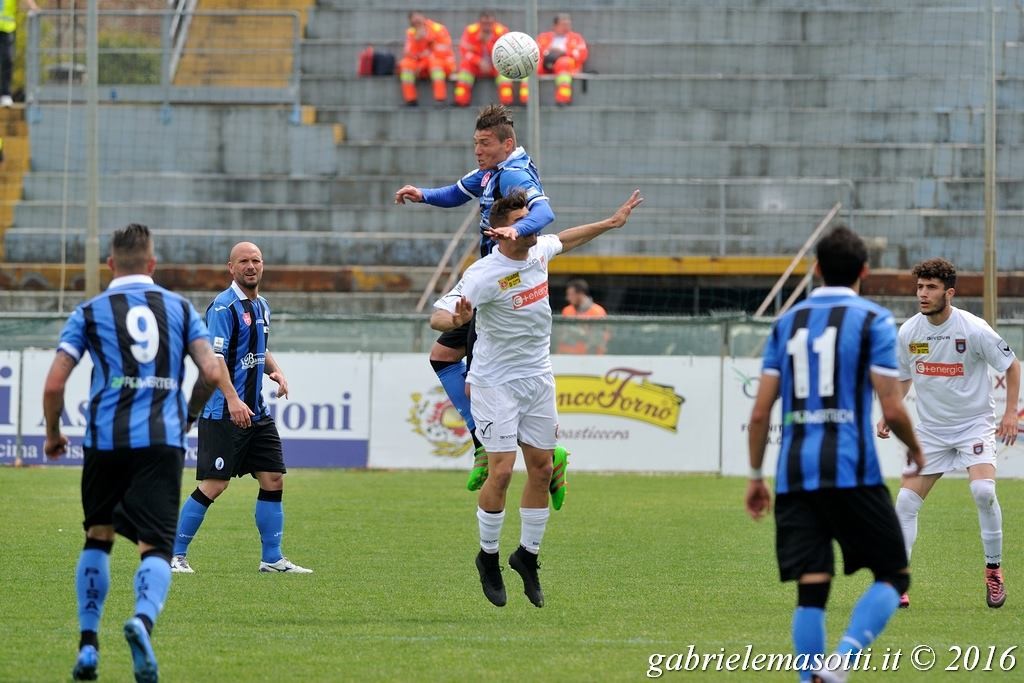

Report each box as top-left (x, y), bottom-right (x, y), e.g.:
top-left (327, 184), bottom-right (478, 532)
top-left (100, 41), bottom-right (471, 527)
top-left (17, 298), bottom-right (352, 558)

top-left (26, 9), bottom-right (302, 112)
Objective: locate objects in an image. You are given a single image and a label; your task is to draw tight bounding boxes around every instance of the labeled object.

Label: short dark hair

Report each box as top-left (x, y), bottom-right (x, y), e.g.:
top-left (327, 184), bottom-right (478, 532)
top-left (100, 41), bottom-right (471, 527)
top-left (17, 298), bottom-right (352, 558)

top-left (815, 225), bottom-right (867, 287)
top-left (912, 257), bottom-right (957, 290)
top-left (489, 190), bottom-right (528, 228)
top-left (110, 223), bottom-right (153, 272)
top-left (566, 278), bottom-right (589, 296)
top-left (476, 104), bottom-right (515, 143)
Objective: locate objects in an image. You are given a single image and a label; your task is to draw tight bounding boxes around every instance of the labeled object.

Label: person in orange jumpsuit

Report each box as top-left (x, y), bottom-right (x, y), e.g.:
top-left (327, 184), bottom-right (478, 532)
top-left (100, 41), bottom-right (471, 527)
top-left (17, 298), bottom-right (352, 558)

top-left (454, 11), bottom-right (528, 108)
top-left (536, 13), bottom-right (588, 106)
top-left (399, 11), bottom-right (456, 106)
top-left (558, 279), bottom-right (609, 354)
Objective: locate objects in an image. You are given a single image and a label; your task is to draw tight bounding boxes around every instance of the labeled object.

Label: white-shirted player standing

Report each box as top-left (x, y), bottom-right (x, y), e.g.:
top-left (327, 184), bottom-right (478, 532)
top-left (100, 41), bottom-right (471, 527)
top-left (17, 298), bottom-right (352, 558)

top-left (430, 188), bottom-right (643, 609)
top-left (878, 258), bottom-right (1020, 609)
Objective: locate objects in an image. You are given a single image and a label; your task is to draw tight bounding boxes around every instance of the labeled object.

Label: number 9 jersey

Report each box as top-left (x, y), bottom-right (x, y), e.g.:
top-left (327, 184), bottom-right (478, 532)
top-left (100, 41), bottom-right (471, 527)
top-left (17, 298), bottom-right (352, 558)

top-left (57, 274), bottom-right (209, 450)
top-left (761, 286), bottom-right (899, 494)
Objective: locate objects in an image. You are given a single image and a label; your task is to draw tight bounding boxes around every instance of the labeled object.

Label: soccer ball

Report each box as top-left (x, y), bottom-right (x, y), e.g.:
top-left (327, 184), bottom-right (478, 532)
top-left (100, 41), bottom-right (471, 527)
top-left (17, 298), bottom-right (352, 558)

top-left (491, 32), bottom-right (540, 80)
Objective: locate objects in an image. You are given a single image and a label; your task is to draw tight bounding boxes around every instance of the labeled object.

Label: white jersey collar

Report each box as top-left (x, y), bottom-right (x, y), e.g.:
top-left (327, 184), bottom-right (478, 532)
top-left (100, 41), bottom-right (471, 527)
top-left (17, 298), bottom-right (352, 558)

top-left (809, 286), bottom-right (858, 299)
top-left (108, 274), bottom-right (154, 289)
top-left (230, 280), bottom-right (259, 302)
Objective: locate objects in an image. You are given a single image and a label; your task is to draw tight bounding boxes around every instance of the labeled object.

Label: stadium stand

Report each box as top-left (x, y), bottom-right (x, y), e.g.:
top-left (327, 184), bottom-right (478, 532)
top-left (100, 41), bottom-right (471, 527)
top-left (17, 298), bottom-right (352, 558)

top-left (1, 0), bottom-right (1023, 315)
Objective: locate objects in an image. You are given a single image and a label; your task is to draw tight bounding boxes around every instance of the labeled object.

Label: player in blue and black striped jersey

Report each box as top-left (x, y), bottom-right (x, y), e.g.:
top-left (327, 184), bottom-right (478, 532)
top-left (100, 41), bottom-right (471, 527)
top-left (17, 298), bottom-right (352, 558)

top-left (394, 104), bottom-right (570, 502)
top-left (745, 226), bottom-right (925, 683)
top-left (171, 241), bottom-right (312, 575)
top-left (43, 223), bottom-right (221, 682)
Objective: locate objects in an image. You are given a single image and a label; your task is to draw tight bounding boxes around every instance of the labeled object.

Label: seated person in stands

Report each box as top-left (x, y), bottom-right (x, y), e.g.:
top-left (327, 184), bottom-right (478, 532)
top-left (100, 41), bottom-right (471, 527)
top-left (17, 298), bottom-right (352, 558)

top-left (536, 13), bottom-right (588, 106)
top-left (454, 11), bottom-right (528, 107)
top-left (400, 11), bottom-right (456, 106)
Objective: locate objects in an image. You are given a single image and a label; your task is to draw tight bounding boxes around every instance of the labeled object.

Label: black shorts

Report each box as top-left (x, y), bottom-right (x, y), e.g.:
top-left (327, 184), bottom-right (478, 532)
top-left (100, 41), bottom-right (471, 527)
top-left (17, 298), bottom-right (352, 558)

top-left (196, 416), bottom-right (286, 481)
top-left (774, 485), bottom-right (908, 582)
top-left (82, 445), bottom-right (185, 556)
top-left (435, 316), bottom-right (478, 368)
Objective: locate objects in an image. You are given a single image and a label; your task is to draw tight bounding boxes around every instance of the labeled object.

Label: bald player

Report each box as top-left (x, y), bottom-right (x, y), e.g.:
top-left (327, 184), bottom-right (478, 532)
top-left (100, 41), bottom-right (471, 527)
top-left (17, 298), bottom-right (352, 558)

top-left (171, 242), bottom-right (312, 574)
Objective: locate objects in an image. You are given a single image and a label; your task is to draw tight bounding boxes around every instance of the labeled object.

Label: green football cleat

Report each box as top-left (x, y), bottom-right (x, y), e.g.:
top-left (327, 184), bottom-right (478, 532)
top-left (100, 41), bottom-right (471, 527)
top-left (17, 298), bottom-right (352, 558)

top-left (550, 445), bottom-right (569, 510)
top-left (466, 446), bottom-right (489, 491)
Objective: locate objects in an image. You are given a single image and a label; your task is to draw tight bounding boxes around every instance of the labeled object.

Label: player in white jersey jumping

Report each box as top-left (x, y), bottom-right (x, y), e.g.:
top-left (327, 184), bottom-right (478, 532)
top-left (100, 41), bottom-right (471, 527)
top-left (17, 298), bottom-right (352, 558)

top-left (878, 258), bottom-right (1019, 609)
top-left (430, 188), bottom-right (643, 608)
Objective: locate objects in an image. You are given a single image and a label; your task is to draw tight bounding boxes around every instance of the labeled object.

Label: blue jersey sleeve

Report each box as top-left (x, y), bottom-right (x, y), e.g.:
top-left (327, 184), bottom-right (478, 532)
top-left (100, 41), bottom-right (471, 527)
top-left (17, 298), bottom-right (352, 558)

top-left (207, 302), bottom-right (234, 356)
top-left (762, 320), bottom-right (785, 375)
top-left (869, 311), bottom-right (899, 372)
top-left (514, 199), bottom-right (554, 238)
top-left (422, 171), bottom-right (480, 207)
top-left (57, 306), bottom-right (87, 361)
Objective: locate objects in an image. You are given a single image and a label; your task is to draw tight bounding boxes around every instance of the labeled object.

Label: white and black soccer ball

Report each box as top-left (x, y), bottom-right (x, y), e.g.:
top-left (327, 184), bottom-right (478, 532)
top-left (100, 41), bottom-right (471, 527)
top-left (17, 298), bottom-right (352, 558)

top-left (491, 32), bottom-right (540, 81)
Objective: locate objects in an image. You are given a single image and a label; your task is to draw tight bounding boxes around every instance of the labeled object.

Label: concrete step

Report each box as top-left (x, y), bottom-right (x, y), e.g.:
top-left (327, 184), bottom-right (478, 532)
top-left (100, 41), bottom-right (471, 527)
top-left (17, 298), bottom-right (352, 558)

top-left (316, 105), bottom-right (1024, 145)
top-left (301, 73), bottom-right (1015, 109)
top-left (28, 104), bottom-right (337, 175)
top-left (7, 211), bottom-right (1023, 270)
top-left (331, 140), bottom-right (1012, 179)
top-left (304, 6), bottom-right (1023, 42)
top-left (302, 40), bottom-right (1023, 78)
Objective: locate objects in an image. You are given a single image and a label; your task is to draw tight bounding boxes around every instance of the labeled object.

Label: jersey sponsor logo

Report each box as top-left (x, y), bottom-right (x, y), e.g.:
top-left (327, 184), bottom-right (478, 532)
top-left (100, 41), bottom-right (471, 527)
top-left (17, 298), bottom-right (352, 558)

top-left (925, 334), bottom-right (950, 341)
top-left (915, 361), bottom-right (964, 377)
top-left (240, 352), bottom-right (265, 370)
top-left (783, 408), bottom-right (855, 426)
top-left (109, 375), bottom-right (179, 391)
top-left (212, 336), bottom-right (225, 353)
top-left (497, 272), bottom-right (522, 290)
top-left (555, 367), bottom-right (683, 432)
top-left (955, 338), bottom-right (966, 353)
top-left (481, 171), bottom-right (492, 186)
top-left (242, 312), bottom-right (252, 326)
top-left (512, 281), bottom-right (548, 309)
top-left (909, 342), bottom-right (930, 354)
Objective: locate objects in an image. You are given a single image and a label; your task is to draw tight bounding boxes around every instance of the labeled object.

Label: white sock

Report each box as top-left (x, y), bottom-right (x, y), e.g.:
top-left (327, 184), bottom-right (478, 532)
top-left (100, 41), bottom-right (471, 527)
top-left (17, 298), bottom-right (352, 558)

top-left (970, 479), bottom-right (1003, 565)
top-left (895, 488), bottom-right (923, 563)
top-left (519, 507), bottom-right (550, 555)
top-left (477, 507), bottom-right (504, 554)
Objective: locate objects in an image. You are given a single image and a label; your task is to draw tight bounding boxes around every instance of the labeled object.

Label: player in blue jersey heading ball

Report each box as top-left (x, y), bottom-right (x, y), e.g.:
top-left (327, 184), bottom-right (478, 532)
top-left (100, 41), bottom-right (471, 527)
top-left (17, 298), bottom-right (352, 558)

top-left (44, 223), bottom-right (222, 682)
top-left (745, 225), bottom-right (925, 683)
top-left (170, 241), bottom-right (312, 575)
top-left (395, 104), bottom-right (568, 508)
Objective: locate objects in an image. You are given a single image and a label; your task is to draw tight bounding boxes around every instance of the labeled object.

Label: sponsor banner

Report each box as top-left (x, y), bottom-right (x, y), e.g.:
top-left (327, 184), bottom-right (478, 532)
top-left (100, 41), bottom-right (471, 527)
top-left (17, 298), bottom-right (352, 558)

top-left (720, 357), bottom-right (911, 480)
top-left (0, 351), bottom-right (23, 464)
top-left (17, 350), bottom-right (370, 468)
top-left (992, 366), bottom-right (1024, 478)
top-left (369, 353), bottom-right (720, 472)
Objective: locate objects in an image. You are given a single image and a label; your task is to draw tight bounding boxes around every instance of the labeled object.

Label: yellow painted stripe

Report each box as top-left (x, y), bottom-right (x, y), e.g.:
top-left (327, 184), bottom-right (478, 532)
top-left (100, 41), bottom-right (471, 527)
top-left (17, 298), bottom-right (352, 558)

top-left (546, 255), bottom-right (813, 276)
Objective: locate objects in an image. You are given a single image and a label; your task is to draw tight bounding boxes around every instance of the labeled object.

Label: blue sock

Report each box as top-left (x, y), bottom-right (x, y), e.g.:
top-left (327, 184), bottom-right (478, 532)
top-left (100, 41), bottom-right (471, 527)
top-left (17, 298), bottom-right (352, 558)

top-left (792, 607), bottom-right (826, 682)
top-left (133, 555), bottom-right (171, 627)
top-left (76, 546), bottom-right (111, 634)
top-left (255, 490), bottom-right (284, 563)
top-left (836, 582), bottom-right (900, 656)
top-left (435, 361), bottom-right (476, 432)
top-left (173, 490), bottom-right (212, 556)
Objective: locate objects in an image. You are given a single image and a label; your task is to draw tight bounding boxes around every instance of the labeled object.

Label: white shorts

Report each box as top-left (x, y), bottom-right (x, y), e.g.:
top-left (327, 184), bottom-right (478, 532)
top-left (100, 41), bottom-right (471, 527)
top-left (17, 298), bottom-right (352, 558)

top-left (906, 424), bottom-right (998, 477)
top-left (470, 374), bottom-right (558, 453)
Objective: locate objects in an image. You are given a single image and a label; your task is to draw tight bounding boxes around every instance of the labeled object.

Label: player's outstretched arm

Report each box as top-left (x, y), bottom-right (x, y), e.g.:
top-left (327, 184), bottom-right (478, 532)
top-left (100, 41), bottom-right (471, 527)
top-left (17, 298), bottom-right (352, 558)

top-left (557, 189), bottom-right (644, 254)
top-left (997, 358), bottom-right (1020, 446)
top-left (430, 296), bottom-right (474, 332)
top-left (873, 372), bottom-right (924, 472)
top-left (394, 185), bottom-right (424, 204)
top-left (42, 351), bottom-right (77, 458)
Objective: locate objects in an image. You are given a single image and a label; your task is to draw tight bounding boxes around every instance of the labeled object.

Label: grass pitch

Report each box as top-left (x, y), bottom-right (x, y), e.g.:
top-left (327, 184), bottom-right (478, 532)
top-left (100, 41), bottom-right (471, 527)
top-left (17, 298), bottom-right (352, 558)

top-left (3, 468), bottom-right (1022, 681)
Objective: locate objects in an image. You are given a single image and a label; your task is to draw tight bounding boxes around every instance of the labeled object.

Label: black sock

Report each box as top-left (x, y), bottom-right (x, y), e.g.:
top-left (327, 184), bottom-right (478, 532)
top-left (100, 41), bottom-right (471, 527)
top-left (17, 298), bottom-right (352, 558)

top-left (79, 630), bottom-right (98, 650)
top-left (136, 614), bottom-right (154, 635)
top-left (987, 563), bottom-right (1000, 570)
top-left (190, 488), bottom-right (214, 507)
